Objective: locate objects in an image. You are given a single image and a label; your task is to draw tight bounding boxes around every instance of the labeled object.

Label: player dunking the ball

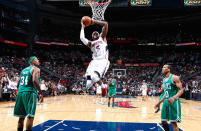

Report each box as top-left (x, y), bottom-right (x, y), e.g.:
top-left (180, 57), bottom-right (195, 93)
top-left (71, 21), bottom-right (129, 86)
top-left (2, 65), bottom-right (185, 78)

top-left (80, 17), bottom-right (110, 90)
top-left (154, 64), bottom-right (184, 131)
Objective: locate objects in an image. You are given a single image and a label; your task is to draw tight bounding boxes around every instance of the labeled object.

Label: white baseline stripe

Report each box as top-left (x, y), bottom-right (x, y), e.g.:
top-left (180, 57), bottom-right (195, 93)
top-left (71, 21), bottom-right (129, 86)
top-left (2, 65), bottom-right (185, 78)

top-left (44, 120), bottom-right (64, 131)
top-left (157, 123), bottom-right (165, 131)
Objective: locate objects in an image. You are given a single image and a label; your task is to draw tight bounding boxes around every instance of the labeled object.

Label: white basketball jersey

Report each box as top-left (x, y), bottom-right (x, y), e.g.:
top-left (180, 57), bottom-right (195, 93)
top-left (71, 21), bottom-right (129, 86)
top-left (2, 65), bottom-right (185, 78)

top-left (91, 37), bottom-right (109, 60)
top-left (142, 83), bottom-right (147, 90)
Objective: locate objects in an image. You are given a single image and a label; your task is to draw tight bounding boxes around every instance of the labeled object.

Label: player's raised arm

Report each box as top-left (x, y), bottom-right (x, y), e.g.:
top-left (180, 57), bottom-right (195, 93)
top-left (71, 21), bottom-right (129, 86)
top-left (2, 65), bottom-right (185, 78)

top-left (80, 21), bottom-right (91, 47)
top-left (93, 20), bottom-right (108, 40)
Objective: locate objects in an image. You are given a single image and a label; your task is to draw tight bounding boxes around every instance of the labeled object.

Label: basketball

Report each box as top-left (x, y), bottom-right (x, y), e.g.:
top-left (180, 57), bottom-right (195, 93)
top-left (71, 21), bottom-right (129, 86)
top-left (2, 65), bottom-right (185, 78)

top-left (81, 16), bottom-right (93, 27)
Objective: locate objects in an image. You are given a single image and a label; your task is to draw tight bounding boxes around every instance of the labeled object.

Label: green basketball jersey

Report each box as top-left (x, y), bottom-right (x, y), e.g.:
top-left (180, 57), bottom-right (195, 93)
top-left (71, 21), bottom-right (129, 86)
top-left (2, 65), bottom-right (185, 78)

top-left (18, 66), bottom-right (37, 93)
top-left (163, 74), bottom-right (178, 99)
top-left (109, 78), bottom-right (116, 90)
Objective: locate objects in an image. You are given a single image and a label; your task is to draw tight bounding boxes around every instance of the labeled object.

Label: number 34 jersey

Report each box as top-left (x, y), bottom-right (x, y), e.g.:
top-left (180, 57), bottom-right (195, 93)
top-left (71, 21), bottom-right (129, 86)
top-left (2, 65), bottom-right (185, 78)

top-left (91, 37), bottom-right (109, 60)
top-left (18, 66), bottom-right (37, 94)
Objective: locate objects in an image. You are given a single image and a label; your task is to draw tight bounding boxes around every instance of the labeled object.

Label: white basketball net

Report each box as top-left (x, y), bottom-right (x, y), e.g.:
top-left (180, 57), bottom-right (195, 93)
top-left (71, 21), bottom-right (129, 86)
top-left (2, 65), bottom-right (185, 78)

top-left (88, 0), bottom-right (111, 21)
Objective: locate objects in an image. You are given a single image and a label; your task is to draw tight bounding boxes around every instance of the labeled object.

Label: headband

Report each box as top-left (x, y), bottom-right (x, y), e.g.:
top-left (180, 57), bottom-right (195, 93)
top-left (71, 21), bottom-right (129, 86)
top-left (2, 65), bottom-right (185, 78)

top-left (28, 56), bottom-right (37, 64)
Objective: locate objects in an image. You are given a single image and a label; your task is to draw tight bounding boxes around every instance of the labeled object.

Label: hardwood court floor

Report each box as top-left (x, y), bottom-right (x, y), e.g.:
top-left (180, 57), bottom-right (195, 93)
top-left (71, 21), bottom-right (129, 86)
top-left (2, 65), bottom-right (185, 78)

top-left (0, 95), bottom-right (201, 131)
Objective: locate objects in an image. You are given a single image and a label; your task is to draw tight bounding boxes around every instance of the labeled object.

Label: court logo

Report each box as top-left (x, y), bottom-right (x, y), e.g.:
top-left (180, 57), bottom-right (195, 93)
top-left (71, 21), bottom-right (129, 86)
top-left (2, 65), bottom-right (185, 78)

top-left (114, 101), bottom-right (137, 108)
top-left (98, 101), bottom-right (137, 108)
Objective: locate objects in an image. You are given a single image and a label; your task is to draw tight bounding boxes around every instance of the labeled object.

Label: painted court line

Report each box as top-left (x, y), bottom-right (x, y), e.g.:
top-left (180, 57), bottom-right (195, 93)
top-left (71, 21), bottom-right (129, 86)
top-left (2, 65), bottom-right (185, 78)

top-left (44, 120), bottom-right (64, 131)
top-left (157, 123), bottom-right (165, 131)
top-left (72, 127), bottom-right (81, 130)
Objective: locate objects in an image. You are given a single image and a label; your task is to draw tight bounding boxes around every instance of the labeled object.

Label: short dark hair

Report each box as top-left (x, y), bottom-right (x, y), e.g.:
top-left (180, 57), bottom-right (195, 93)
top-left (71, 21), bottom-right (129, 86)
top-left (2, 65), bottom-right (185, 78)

top-left (165, 63), bottom-right (172, 70)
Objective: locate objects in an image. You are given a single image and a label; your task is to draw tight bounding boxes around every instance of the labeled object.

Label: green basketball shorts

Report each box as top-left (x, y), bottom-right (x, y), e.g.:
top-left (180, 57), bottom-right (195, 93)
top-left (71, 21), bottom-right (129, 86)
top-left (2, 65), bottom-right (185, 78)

top-left (161, 99), bottom-right (181, 122)
top-left (108, 88), bottom-right (116, 97)
top-left (14, 92), bottom-right (37, 118)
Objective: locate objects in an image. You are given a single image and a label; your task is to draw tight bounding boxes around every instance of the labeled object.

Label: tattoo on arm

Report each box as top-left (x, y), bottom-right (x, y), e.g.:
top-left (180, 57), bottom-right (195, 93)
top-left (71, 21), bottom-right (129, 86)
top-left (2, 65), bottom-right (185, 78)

top-left (33, 68), bottom-right (42, 94)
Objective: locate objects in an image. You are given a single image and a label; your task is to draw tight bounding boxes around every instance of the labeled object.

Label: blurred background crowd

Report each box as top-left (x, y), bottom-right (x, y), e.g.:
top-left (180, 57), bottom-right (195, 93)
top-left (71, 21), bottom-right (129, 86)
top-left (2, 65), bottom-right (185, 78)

top-left (0, 45), bottom-right (200, 101)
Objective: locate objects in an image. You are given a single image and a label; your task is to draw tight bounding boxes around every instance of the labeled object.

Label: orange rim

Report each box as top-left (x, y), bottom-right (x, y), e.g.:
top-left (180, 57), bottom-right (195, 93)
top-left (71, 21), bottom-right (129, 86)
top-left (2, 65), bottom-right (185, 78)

top-left (89, 0), bottom-right (112, 5)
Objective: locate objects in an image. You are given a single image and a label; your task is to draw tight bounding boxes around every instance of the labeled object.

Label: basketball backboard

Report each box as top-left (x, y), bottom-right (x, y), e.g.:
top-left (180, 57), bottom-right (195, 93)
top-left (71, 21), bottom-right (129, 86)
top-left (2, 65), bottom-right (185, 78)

top-left (79, 0), bottom-right (129, 7)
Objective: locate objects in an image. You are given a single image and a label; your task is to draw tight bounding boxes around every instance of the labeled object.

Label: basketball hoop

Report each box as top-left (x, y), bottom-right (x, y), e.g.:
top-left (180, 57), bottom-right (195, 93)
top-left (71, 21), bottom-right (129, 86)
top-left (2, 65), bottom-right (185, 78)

top-left (113, 69), bottom-right (126, 78)
top-left (88, 0), bottom-right (112, 21)
top-left (117, 73), bottom-right (121, 79)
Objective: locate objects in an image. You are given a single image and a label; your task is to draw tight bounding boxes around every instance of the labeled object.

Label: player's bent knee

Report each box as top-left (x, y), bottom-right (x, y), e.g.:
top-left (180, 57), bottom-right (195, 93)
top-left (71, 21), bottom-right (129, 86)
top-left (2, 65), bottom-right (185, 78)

top-left (94, 71), bottom-right (101, 78)
top-left (86, 80), bottom-right (93, 88)
top-left (91, 73), bottom-right (100, 83)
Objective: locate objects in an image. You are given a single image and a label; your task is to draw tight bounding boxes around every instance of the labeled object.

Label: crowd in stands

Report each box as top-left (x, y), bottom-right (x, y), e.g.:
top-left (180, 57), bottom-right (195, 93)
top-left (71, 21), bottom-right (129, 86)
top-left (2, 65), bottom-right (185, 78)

top-left (0, 70), bottom-right (68, 101)
top-left (155, 49), bottom-right (201, 93)
top-left (0, 44), bottom-right (200, 101)
top-left (1, 0), bottom-right (201, 102)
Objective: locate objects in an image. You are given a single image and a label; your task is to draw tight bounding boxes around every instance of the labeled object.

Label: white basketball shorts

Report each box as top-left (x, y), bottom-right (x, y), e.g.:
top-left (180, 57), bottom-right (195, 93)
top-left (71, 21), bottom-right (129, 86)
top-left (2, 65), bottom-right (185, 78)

top-left (85, 59), bottom-right (110, 78)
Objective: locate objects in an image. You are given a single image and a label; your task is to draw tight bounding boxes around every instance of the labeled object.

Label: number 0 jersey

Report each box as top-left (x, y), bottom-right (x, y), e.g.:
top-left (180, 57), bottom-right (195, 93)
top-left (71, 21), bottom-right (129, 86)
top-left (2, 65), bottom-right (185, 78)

top-left (18, 66), bottom-right (37, 93)
top-left (91, 37), bottom-right (109, 60)
top-left (163, 74), bottom-right (178, 99)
